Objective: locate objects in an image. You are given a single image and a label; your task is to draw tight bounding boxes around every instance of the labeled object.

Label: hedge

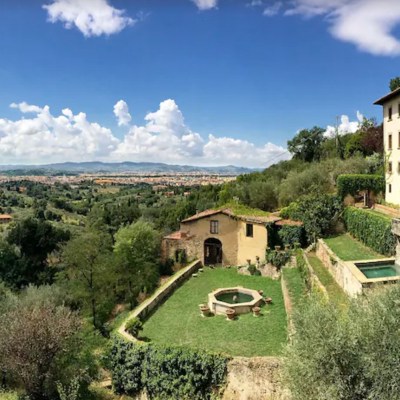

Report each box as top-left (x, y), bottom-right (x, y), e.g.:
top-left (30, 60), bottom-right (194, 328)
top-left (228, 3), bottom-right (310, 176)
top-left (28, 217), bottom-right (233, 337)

top-left (343, 207), bottom-right (396, 256)
top-left (337, 174), bottom-right (385, 199)
top-left (108, 339), bottom-right (228, 400)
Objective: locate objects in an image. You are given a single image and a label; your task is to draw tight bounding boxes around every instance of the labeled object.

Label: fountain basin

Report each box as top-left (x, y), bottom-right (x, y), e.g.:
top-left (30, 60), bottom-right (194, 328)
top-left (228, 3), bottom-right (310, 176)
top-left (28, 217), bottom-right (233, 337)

top-left (208, 286), bottom-right (263, 315)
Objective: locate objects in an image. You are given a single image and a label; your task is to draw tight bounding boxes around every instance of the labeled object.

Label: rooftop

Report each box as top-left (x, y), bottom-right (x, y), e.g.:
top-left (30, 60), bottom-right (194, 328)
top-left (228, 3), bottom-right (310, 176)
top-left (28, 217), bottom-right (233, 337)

top-left (181, 204), bottom-right (281, 224)
top-left (374, 86), bottom-right (400, 105)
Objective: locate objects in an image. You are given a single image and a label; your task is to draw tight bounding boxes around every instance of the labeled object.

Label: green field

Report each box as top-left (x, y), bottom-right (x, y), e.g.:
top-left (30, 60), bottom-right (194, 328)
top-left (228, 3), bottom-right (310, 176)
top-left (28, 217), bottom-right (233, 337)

top-left (141, 268), bottom-right (287, 357)
top-left (324, 234), bottom-right (384, 261)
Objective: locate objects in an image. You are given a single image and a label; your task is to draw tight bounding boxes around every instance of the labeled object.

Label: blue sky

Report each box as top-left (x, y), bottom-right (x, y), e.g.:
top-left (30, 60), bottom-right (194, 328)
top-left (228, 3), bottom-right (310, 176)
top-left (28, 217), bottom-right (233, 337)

top-left (0, 0), bottom-right (399, 167)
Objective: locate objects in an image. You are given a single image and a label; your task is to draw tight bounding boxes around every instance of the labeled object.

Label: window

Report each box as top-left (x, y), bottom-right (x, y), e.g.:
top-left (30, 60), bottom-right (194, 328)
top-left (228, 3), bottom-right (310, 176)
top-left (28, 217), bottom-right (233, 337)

top-left (246, 223), bottom-right (253, 237)
top-left (389, 106), bottom-right (393, 120)
top-left (398, 162), bottom-right (400, 174)
top-left (388, 162), bottom-right (393, 174)
top-left (398, 103), bottom-right (400, 117)
top-left (389, 134), bottom-right (393, 149)
top-left (210, 220), bottom-right (219, 234)
top-left (398, 132), bottom-right (400, 148)
top-left (389, 184), bottom-right (392, 193)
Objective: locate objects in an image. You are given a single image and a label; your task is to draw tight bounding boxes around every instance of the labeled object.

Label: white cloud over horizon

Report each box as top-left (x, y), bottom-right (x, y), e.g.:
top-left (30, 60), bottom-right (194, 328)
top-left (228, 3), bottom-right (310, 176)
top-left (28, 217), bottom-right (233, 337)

top-left (43, 0), bottom-right (135, 37)
top-left (0, 99), bottom-right (290, 168)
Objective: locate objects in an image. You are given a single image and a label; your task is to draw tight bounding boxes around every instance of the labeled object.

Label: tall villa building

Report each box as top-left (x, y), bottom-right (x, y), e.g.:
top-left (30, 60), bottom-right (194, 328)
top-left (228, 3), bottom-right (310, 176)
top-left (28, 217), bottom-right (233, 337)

top-left (374, 87), bottom-right (400, 205)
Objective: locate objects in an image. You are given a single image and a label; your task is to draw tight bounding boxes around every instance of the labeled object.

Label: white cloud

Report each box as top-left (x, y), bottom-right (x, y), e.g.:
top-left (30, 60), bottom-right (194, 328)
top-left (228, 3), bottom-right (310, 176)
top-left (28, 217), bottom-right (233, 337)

top-left (192, 0), bottom-right (218, 11)
top-left (271, 0), bottom-right (400, 56)
top-left (0, 99), bottom-right (290, 168)
top-left (0, 104), bottom-right (119, 163)
top-left (43, 0), bottom-right (135, 37)
top-left (10, 102), bottom-right (43, 114)
top-left (203, 136), bottom-right (290, 167)
top-left (324, 111), bottom-right (364, 138)
top-left (263, 2), bottom-right (283, 17)
top-left (113, 100), bottom-right (132, 127)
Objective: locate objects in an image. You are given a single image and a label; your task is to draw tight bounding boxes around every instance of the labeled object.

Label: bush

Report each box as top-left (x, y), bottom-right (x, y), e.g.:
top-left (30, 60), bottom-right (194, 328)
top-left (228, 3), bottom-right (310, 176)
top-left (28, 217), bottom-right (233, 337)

top-left (267, 250), bottom-right (291, 269)
top-left (337, 174), bottom-right (385, 199)
top-left (280, 194), bottom-right (343, 243)
top-left (125, 317), bottom-right (143, 337)
top-left (343, 207), bottom-right (395, 256)
top-left (109, 339), bottom-right (228, 400)
top-left (284, 285), bottom-right (400, 400)
top-left (278, 225), bottom-right (304, 247)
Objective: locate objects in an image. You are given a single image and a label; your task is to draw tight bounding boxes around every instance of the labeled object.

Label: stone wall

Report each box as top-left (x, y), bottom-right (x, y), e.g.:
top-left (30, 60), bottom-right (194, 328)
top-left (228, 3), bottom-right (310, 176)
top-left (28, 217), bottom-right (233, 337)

top-left (316, 239), bottom-right (362, 297)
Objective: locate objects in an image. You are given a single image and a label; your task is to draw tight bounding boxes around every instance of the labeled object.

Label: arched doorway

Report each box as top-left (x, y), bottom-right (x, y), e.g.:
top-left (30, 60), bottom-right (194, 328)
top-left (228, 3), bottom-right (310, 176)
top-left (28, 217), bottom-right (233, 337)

top-left (204, 238), bottom-right (222, 265)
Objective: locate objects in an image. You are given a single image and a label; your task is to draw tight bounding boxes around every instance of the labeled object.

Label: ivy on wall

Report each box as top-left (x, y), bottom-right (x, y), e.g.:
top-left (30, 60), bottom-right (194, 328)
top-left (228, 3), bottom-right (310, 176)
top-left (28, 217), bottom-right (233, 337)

top-left (337, 174), bottom-right (385, 199)
top-left (108, 339), bottom-right (228, 400)
top-left (343, 207), bottom-right (396, 256)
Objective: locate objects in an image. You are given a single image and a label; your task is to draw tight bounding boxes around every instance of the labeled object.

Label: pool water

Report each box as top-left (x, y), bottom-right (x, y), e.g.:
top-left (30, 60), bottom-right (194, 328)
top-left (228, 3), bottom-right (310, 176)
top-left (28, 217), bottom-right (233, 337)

top-left (215, 292), bottom-right (254, 304)
top-left (359, 265), bottom-right (399, 279)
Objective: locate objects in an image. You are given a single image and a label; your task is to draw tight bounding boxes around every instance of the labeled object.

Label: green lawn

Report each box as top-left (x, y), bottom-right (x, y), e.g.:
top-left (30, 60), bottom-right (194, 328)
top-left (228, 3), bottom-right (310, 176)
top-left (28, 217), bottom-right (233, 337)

top-left (141, 268), bottom-right (287, 357)
top-left (307, 253), bottom-right (348, 307)
top-left (324, 234), bottom-right (384, 261)
top-left (282, 267), bottom-right (307, 312)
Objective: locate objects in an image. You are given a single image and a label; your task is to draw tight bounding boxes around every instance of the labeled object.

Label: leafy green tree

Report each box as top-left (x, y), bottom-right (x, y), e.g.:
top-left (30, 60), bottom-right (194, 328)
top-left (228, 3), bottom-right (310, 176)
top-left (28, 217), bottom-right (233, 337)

top-left (287, 127), bottom-right (325, 162)
top-left (283, 194), bottom-right (342, 242)
top-left (390, 76), bottom-right (400, 91)
top-left (114, 220), bottom-right (160, 308)
top-left (278, 165), bottom-right (333, 206)
top-left (61, 229), bottom-right (115, 330)
top-left (6, 217), bottom-right (70, 286)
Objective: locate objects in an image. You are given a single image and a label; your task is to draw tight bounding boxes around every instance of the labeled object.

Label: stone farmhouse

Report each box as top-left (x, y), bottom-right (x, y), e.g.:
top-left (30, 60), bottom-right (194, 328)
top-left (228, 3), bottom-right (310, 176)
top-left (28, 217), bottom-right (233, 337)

top-left (375, 86), bottom-right (400, 205)
top-left (162, 207), bottom-right (281, 266)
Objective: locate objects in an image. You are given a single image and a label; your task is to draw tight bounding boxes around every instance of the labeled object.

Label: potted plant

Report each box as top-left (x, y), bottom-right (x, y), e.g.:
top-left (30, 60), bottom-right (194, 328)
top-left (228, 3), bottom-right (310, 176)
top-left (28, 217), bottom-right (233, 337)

top-left (252, 306), bottom-right (261, 317)
top-left (225, 308), bottom-right (235, 321)
top-left (199, 304), bottom-right (210, 317)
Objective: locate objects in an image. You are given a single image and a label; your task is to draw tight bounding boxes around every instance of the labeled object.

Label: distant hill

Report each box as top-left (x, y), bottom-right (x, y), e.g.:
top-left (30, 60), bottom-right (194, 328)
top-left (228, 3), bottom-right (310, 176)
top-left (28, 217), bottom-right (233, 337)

top-left (0, 161), bottom-right (257, 175)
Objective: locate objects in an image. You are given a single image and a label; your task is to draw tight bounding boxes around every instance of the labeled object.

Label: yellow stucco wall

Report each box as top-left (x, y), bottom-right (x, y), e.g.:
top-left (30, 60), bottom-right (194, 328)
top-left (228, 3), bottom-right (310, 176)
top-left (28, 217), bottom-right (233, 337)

top-left (382, 94), bottom-right (400, 205)
top-left (236, 220), bottom-right (268, 265)
top-left (165, 212), bottom-right (268, 266)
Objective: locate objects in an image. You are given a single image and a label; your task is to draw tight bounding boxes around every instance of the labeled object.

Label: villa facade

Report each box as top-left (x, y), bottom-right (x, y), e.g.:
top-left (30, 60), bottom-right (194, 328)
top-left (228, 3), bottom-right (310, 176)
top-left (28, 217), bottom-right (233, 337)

top-left (161, 208), bottom-right (280, 266)
top-left (375, 87), bottom-right (400, 205)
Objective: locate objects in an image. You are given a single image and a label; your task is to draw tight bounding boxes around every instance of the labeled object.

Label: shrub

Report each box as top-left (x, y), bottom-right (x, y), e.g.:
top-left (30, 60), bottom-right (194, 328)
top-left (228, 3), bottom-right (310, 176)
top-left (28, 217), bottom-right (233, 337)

top-left (247, 264), bottom-right (257, 275)
top-left (278, 225), bottom-right (304, 247)
top-left (125, 317), bottom-right (143, 337)
top-left (108, 339), bottom-right (228, 400)
top-left (343, 207), bottom-right (395, 256)
top-left (284, 285), bottom-right (400, 400)
top-left (337, 174), bottom-right (385, 199)
top-left (267, 250), bottom-right (291, 269)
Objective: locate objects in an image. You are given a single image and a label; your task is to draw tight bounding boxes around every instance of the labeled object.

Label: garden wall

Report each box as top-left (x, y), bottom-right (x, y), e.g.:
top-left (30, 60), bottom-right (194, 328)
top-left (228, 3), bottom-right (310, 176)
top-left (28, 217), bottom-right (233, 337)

top-left (119, 260), bottom-right (201, 340)
top-left (316, 239), bottom-right (362, 297)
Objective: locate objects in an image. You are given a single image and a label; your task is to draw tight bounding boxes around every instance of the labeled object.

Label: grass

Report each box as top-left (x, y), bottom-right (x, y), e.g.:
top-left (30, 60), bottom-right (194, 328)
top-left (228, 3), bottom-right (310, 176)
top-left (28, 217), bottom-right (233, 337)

top-left (141, 268), bottom-right (287, 357)
top-left (306, 253), bottom-right (348, 307)
top-left (324, 233), bottom-right (384, 261)
top-left (220, 202), bottom-right (270, 217)
top-left (282, 267), bottom-right (307, 312)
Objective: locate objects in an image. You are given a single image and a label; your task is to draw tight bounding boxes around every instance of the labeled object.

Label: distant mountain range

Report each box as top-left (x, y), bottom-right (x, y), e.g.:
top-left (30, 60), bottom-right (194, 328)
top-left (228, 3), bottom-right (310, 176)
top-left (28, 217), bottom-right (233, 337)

top-left (0, 161), bottom-right (257, 175)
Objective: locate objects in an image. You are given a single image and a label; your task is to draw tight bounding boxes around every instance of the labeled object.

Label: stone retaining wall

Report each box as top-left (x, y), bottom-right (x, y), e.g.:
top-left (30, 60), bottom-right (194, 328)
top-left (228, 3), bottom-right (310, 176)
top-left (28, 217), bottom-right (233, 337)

top-left (316, 239), bottom-right (362, 297)
top-left (118, 260), bottom-right (201, 340)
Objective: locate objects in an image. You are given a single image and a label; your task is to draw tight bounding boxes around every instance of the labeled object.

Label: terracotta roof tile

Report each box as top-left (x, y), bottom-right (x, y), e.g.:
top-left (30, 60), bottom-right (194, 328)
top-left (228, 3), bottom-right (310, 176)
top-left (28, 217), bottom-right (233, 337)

top-left (181, 208), bottom-right (281, 224)
top-left (0, 214), bottom-right (12, 220)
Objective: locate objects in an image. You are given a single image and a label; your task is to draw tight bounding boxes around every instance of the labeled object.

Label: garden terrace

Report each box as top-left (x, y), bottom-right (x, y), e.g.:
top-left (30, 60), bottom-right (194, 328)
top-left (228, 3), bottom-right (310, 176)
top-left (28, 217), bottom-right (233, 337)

top-left (140, 268), bottom-right (287, 357)
top-left (324, 234), bottom-right (384, 261)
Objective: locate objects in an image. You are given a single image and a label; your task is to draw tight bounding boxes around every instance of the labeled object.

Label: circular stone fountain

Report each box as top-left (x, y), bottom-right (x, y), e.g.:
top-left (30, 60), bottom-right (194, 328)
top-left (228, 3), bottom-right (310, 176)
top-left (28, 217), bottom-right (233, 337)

top-left (208, 286), bottom-right (263, 315)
